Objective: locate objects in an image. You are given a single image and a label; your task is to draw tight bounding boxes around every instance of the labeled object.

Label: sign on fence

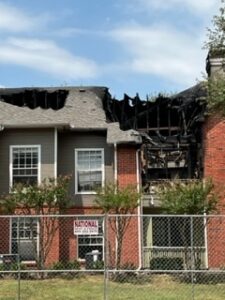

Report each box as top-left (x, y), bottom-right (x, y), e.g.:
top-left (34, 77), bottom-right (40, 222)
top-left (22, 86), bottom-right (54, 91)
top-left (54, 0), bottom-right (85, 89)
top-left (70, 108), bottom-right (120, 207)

top-left (74, 219), bottom-right (99, 235)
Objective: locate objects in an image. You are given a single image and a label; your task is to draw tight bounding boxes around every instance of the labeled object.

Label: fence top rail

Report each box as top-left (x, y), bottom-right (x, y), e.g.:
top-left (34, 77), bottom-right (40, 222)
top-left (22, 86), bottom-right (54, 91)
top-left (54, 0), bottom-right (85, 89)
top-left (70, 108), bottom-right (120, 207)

top-left (0, 213), bottom-right (225, 218)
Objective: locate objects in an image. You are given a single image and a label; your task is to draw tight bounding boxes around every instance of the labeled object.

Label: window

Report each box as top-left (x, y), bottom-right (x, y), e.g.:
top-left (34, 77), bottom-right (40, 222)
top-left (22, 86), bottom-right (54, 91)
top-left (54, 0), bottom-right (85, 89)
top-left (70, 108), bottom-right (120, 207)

top-left (11, 217), bottom-right (38, 261)
top-left (77, 217), bottom-right (104, 260)
top-left (75, 149), bottom-right (104, 194)
top-left (10, 146), bottom-right (41, 188)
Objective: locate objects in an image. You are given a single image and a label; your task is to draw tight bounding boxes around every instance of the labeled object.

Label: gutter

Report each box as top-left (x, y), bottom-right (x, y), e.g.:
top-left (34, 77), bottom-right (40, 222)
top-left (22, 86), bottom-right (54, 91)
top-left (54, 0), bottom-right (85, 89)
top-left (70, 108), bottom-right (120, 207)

top-left (3, 123), bottom-right (69, 129)
top-left (2, 124), bottom-right (108, 131)
top-left (136, 149), bottom-right (143, 270)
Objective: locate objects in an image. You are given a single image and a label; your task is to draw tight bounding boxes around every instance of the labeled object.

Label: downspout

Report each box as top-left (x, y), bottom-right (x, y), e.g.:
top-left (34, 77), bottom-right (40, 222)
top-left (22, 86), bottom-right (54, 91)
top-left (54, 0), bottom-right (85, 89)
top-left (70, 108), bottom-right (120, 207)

top-left (114, 143), bottom-right (118, 185)
top-left (136, 149), bottom-right (142, 269)
top-left (54, 127), bottom-right (58, 184)
top-left (204, 212), bottom-right (209, 269)
top-left (114, 143), bottom-right (118, 265)
top-left (203, 179), bottom-right (209, 269)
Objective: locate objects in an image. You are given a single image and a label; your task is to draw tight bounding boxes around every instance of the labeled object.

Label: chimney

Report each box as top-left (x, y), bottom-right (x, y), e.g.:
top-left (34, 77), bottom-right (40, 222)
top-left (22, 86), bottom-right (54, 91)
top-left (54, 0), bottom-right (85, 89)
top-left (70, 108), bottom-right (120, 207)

top-left (206, 52), bottom-right (225, 78)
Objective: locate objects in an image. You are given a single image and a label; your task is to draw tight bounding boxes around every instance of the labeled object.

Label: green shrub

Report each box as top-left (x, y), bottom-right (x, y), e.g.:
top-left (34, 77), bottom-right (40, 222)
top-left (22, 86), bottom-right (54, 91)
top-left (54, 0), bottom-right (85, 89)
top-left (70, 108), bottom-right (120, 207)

top-left (50, 260), bottom-right (81, 279)
top-left (0, 262), bottom-right (28, 279)
top-left (92, 260), bottom-right (104, 270)
top-left (51, 260), bottom-right (80, 270)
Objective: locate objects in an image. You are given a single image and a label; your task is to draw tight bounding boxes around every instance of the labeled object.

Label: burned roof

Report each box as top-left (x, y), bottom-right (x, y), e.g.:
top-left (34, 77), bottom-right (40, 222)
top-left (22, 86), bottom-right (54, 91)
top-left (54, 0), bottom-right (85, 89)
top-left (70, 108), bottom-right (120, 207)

top-left (103, 83), bottom-right (206, 132)
top-left (0, 86), bottom-right (109, 128)
top-left (0, 86), bottom-right (141, 144)
top-left (0, 83), bottom-right (207, 146)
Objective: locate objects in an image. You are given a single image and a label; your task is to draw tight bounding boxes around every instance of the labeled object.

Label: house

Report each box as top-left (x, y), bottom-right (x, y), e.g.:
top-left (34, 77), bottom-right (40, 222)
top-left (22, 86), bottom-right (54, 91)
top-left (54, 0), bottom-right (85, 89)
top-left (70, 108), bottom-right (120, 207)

top-left (0, 86), bottom-right (142, 266)
top-left (0, 54), bottom-right (224, 269)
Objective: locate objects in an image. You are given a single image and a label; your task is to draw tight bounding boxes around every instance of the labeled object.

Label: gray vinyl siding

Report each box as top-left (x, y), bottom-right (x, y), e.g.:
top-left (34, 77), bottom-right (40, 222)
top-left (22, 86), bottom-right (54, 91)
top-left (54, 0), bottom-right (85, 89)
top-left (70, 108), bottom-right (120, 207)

top-left (0, 129), bottom-right (54, 194)
top-left (58, 131), bottom-right (114, 206)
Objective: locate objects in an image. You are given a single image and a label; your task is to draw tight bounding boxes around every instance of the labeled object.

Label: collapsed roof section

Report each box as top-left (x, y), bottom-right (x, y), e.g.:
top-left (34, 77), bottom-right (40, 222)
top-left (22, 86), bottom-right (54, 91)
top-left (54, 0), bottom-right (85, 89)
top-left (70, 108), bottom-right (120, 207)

top-left (0, 88), bottom-right (69, 110)
top-left (103, 83), bottom-right (207, 185)
top-left (104, 84), bottom-right (206, 143)
top-left (0, 86), bottom-right (141, 144)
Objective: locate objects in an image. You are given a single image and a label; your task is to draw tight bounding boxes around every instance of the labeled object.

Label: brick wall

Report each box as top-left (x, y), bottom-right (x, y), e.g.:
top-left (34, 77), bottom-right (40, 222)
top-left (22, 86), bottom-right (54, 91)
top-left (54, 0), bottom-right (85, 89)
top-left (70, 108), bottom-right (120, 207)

top-left (203, 115), bottom-right (225, 268)
top-left (117, 145), bottom-right (139, 266)
top-left (117, 145), bottom-right (137, 188)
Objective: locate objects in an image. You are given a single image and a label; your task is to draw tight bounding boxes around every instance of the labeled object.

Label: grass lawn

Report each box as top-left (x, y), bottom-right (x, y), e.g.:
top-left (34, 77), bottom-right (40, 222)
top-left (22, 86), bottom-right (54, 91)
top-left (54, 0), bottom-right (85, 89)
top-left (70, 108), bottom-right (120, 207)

top-left (0, 274), bottom-right (225, 300)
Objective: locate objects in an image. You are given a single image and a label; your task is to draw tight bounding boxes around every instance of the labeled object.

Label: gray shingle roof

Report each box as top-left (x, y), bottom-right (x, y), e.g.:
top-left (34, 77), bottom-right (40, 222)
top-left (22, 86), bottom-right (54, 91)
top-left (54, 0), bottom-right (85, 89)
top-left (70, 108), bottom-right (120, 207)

top-left (107, 123), bottom-right (142, 144)
top-left (0, 86), bottom-right (142, 144)
top-left (0, 87), bottom-right (107, 128)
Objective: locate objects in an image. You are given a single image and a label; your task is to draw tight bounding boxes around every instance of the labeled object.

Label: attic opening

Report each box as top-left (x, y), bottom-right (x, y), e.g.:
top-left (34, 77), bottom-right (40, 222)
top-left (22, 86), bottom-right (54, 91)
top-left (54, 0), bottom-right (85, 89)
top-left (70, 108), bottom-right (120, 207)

top-left (103, 86), bottom-right (206, 192)
top-left (0, 89), bottom-right (69, 110)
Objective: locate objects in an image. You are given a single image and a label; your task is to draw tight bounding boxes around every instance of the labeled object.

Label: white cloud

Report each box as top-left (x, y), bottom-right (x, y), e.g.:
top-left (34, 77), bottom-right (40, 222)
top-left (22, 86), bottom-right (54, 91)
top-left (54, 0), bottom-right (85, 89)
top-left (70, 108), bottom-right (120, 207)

top-left (0, 38), bottom-right (99, 79)
top-left (0, 85), bottom-right (5, 88)
top-left (0, 2), bottom-right (47, 32)
top-left (110, 24), bottom-right (207, 86)
top-left (129, 0), bottom-right (218, 14)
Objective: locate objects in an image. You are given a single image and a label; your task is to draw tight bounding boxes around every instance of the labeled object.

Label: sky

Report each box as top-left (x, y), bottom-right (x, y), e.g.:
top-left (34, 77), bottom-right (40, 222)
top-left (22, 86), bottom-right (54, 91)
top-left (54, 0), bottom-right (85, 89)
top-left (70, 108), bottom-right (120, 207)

top-left (0, 0), bottom-right (221, 98)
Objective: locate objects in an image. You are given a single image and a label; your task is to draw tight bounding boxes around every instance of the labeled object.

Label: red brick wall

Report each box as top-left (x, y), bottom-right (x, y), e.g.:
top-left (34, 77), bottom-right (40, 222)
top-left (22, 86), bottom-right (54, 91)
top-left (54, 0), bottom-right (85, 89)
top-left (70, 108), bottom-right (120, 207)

top-left (204, 115), bottom-right (225, 268)
top-left (117, 145), bottom-right (139, 266)
top-left (117, 145), bottom-right (137, 188)
top-left (45, 218), bottom-right (60, 266)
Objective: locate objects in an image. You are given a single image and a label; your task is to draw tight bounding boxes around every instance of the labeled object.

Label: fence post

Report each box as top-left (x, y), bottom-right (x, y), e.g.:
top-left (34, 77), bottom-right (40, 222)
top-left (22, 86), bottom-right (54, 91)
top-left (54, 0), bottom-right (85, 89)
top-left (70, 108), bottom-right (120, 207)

top-left (104, 213), bottom-right (108, 300)
top-left (17, 253), bottom-right (21, 300)
top-left (17, 217), bottom-right (21, 300)
top-left (190, 216), bottom-right (195, 300)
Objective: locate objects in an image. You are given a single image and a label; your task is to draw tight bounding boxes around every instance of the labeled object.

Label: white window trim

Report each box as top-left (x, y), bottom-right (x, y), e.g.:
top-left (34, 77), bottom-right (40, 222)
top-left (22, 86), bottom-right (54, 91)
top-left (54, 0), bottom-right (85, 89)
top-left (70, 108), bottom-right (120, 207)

top-left (9, 217), bottom-right (40, 263)
top-left (9, 145), bottom-right (41, 191)
top-left (74, 148), bottom-right (105, 195)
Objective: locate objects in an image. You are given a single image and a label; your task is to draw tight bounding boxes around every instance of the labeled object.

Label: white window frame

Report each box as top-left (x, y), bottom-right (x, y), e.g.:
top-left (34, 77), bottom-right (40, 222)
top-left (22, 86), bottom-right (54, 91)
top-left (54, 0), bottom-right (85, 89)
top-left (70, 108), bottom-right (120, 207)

top-left (75, 148), bottom-right (105, 195)
top-left (9, 145), bottom-right (41, 190)
top-left (10, 217), bottom-right (39, 262)
top-left (76, 216), bottom-right (104, 261)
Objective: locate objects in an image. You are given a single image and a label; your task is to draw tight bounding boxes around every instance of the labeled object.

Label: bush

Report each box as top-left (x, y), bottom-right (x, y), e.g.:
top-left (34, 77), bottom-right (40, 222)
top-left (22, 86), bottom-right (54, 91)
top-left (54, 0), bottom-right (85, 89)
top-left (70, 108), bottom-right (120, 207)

top-left (50, 260), bottom-right (81, 279)
top-left (51, 260), bottom-right (80, 271)
top-left (92, 260), bottom-right (104, 270)
top-left (0, 262), bottom-right (28, 279)
top-left (150, 257), bottom-right (184, 270)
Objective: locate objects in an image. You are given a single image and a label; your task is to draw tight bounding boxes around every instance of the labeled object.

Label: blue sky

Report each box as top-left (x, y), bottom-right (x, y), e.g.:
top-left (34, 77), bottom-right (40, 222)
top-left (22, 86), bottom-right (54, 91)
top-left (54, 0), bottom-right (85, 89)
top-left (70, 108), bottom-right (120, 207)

top-left (0, 0), bottom-right (221, 98)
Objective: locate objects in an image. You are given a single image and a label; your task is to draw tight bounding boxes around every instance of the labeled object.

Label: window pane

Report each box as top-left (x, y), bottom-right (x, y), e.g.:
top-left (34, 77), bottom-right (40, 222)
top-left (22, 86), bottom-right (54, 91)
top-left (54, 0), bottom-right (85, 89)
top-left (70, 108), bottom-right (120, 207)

top-left (12, 147), bottom-right (39, 187)
top-left (11, 218), bottom-right (38, 261)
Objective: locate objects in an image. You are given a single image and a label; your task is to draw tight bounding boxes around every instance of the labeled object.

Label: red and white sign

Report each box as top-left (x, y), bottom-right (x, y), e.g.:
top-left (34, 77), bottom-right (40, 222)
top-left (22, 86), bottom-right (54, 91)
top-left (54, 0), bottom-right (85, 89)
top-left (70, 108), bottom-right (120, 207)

top-left (74, 219), bottom-right (99, 235)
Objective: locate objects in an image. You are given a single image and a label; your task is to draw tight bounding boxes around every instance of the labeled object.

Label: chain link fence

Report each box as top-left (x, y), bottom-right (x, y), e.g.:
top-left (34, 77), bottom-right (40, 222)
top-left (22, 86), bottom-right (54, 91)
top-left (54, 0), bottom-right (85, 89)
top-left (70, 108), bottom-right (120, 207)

top-left (0, 214), bottom-right (225, 299)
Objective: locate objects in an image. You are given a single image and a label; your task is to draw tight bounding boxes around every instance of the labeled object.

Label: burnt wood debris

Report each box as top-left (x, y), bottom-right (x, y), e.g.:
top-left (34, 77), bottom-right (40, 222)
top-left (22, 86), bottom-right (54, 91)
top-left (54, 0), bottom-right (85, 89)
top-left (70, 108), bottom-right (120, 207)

top-left (103, 84), bottom-right (206, 191)
top-left (0, 84), bottom-right (207, 192)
